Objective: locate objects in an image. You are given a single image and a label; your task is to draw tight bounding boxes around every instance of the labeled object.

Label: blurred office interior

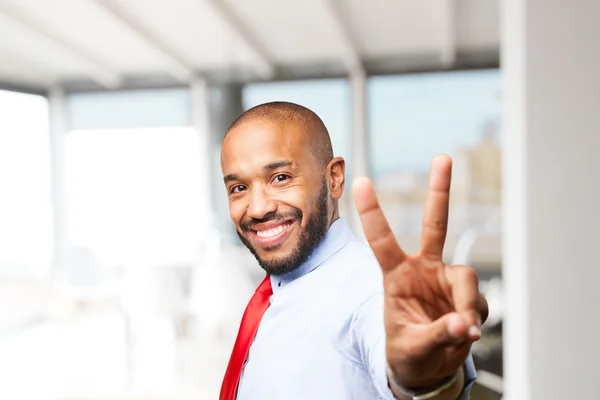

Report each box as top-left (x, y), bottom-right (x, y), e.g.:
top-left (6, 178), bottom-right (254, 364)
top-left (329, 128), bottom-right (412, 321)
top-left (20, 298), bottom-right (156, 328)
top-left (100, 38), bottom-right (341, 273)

top-left (0, 1), bottom-right (597, 399)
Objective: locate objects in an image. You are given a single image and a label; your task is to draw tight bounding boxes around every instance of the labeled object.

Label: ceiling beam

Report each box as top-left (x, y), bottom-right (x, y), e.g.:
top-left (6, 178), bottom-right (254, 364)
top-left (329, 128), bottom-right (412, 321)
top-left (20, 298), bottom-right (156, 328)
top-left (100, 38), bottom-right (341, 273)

top-left (94, 0), bottom-right (196, 83)
top-left (0, 80), bottom-right (48, 96)
top-left (322, 0), bottom-right (363, 73)
top-left (440, 0), bottom-right (457, 67)
top-left (0, 3), bottom-right (121, 89)
top-left (206, 0), bottom-right (275, 80)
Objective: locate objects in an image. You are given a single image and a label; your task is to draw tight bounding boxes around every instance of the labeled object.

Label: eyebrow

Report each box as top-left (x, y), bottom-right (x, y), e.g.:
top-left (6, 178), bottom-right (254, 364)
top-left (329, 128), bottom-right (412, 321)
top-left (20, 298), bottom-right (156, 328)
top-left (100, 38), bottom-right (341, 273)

top-left (223, 160), bottom-right (294, 184)
top-left (223, 173), bottom-right (238, 184)
top-left (264, 160), bottom-right (293, 171)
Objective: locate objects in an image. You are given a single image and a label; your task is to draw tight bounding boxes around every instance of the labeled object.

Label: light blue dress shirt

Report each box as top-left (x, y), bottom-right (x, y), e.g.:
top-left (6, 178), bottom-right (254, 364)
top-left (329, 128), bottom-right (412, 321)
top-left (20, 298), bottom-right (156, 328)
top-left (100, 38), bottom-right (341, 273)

top-left (236, 217), bottom-right (476, 399)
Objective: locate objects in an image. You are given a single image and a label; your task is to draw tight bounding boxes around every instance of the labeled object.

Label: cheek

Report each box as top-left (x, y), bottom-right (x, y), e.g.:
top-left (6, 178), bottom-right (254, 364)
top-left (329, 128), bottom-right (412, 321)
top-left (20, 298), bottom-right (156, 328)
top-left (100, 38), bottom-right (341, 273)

top-left (275, 188), bottom-right (312, 218)
top-left (228, 198), bottom-right (247, 225)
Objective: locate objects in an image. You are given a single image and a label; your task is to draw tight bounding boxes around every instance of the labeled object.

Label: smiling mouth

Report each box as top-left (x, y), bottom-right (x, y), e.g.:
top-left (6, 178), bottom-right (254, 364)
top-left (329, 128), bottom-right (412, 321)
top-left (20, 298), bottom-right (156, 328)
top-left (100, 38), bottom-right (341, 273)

top-left (254, 221), bottom-right (293, 238)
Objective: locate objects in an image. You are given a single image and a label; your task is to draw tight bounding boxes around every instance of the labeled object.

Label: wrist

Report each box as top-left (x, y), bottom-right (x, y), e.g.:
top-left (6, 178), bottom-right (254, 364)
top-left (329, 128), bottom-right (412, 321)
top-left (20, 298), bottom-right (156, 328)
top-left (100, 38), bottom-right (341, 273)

top-left (387, 367), bottom-right (464, 400)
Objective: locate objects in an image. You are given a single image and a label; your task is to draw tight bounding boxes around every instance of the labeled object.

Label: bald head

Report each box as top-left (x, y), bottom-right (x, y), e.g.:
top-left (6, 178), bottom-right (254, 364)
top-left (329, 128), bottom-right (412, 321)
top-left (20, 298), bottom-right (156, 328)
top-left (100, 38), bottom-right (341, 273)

top-left (221, 101), bottom-right (346, 275)
top-left (226, 101), bottom-right (334, 167)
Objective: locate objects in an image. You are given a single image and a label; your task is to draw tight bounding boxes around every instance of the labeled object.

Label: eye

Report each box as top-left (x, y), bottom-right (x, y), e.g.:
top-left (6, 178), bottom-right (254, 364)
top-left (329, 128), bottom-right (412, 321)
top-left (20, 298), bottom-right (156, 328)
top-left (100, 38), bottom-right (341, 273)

top-left (273, 174), bottom-right (290, 183)
top-left (230, 184), bottom-right (246, 194)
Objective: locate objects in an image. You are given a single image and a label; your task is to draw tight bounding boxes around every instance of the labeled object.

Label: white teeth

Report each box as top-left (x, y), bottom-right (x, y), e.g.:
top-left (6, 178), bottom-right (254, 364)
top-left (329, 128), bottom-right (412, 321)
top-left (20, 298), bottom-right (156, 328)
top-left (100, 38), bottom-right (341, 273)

top-left (256, 223), bottom-right (291, 238)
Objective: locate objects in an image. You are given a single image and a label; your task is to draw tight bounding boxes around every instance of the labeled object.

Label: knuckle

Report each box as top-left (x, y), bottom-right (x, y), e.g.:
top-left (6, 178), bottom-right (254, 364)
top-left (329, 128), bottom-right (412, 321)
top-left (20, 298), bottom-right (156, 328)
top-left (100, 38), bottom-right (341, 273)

top-left (424, 219), bottom-right (448, 231)
top-left (434, 219), bottom-right (448, 231)
top-left (456, 265), bottom-right (478, 284)
top-left (369, 228), bottom-right (395, 249)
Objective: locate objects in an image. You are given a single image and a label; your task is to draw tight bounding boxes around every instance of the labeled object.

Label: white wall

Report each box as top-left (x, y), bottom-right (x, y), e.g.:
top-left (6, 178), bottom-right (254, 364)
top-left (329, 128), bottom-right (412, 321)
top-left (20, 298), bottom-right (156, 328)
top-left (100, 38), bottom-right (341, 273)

top-left (502, 0), bottom-right (600, 398)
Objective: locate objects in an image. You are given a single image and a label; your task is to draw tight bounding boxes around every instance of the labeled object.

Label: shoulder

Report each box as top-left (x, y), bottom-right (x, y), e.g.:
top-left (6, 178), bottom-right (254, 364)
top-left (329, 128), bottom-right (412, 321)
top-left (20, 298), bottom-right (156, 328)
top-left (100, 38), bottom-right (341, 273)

top-left (330, 238), bottom-right (384, 308)
top-left (325, 238), bottom-right (387, 364)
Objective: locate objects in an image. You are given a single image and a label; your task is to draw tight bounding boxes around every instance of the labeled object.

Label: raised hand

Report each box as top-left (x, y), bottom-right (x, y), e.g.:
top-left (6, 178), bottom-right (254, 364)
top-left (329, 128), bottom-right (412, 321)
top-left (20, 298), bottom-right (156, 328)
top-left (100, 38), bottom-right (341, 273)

top-left (352, 154), bottom-right (488, 389)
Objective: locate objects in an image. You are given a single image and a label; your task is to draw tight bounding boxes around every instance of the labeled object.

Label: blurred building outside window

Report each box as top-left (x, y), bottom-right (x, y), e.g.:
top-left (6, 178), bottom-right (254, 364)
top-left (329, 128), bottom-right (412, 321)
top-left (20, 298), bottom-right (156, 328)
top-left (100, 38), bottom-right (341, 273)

top-left (368, 70), bottom-right (502, 269)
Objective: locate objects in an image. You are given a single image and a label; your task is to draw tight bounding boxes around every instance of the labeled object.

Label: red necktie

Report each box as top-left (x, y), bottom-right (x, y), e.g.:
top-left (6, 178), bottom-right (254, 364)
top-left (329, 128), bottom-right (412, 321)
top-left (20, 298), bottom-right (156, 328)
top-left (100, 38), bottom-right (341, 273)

top-left (219, 275), bottom-right (273, 400)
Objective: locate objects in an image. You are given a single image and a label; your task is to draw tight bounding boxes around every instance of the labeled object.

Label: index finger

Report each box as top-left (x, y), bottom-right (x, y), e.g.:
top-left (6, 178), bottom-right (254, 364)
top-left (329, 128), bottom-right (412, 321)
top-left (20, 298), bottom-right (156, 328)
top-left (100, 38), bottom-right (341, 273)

top-left (352, 177), bottom-right (406, 273)
top-left (420, 155), bottom-right (452, 259)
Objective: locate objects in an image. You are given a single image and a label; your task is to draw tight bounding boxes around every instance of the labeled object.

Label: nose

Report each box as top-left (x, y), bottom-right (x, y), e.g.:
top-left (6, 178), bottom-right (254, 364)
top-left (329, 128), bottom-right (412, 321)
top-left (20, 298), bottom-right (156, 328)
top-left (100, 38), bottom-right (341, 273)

top-left (247, 187), bottom-right (277, 220)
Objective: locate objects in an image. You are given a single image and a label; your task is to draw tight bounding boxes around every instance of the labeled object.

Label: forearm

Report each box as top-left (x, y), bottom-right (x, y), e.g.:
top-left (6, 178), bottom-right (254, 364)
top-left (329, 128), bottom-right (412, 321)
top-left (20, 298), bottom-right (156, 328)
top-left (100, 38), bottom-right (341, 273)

top-left (388, 368), bottom-right (465, 400)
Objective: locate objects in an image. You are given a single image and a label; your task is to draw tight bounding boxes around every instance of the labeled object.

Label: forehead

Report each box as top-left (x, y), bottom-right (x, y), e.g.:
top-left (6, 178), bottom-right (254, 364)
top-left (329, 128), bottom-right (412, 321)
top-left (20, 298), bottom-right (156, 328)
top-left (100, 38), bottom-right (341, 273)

top-left (221, 120), bottom-right (312, 173)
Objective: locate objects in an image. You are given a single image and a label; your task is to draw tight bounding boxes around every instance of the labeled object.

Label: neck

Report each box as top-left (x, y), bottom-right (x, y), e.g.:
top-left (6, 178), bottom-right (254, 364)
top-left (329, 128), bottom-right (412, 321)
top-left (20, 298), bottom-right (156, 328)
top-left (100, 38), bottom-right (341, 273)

top-left (329, 203), bottom-right (340, 227)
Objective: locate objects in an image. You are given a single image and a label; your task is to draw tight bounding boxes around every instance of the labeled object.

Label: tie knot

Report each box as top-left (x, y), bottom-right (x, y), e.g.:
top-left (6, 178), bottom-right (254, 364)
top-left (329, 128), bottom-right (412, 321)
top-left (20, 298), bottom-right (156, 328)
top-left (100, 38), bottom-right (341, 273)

top-left (256, 275), bottom-right (273, 295)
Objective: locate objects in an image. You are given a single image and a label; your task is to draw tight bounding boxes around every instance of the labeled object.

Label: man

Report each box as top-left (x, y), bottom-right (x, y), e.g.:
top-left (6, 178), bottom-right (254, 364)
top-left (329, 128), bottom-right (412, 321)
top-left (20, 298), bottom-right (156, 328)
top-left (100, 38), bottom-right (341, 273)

top-left (219, 102), bottom-right (488, 399)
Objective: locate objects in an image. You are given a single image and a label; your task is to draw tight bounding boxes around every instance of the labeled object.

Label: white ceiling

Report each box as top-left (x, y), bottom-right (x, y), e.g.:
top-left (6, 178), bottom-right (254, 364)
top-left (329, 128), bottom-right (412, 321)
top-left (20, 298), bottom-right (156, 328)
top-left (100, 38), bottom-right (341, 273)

top-left (0, 0), bottom-right (499, 92)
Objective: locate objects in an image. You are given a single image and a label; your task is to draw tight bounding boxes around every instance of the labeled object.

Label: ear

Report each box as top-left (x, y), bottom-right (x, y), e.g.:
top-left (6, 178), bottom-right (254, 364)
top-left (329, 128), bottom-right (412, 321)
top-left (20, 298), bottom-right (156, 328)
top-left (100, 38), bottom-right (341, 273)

top-left (327, 157), bottom-right (346, 200)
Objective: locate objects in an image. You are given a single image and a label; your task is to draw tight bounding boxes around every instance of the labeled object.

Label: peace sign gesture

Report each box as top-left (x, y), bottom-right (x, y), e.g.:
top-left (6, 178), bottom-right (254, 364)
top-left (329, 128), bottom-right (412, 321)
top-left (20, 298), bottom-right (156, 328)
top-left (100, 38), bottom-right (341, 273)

top-left (352, 155), bottom-right (488, 392)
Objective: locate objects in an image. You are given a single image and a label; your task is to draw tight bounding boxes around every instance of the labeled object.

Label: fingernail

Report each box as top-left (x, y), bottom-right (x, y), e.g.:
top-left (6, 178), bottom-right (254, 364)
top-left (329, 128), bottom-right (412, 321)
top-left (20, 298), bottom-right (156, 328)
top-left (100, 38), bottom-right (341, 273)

top-left (468, 325), bottom-right (481, 339)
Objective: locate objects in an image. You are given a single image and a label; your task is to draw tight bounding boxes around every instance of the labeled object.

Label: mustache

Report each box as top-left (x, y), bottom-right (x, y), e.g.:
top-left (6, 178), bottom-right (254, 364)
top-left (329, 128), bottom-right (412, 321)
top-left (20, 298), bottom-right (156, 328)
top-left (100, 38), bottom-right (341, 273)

top-left (240, 210), bottom-right (302, 232)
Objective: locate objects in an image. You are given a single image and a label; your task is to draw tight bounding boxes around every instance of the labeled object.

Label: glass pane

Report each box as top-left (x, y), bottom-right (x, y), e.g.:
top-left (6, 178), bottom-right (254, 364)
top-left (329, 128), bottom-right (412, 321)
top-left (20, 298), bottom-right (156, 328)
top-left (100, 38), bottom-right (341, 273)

top-left (0, 90), bottom-right (53, 397)
top-left (68, 88), bottom-right (190, 130)
top-left (65, 127), bottom-right (205, 267)
top-left (368, 69), bottom-right (501, 252)
top-left (0, 90), bottom-right (52, 278)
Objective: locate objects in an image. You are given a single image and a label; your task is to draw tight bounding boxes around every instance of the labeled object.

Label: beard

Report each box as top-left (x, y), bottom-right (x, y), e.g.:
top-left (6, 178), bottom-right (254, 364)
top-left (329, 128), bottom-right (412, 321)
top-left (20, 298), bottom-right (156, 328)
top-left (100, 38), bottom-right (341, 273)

top-left (236, 181), bottom-right (330, 276)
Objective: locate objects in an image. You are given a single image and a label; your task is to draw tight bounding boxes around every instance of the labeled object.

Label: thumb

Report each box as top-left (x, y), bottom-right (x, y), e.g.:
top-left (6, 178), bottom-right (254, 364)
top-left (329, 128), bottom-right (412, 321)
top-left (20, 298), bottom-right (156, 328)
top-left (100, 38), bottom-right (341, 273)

top-left (425, 312), bottom-right (473, 350)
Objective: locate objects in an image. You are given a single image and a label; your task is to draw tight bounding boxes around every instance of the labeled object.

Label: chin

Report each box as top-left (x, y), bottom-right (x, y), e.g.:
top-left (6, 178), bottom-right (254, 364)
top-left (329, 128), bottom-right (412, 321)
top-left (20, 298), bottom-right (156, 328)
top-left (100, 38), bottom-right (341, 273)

top-left (254, 247), bottom-right (303, 276)
top-left (255, 245), bottom-right (295, 265)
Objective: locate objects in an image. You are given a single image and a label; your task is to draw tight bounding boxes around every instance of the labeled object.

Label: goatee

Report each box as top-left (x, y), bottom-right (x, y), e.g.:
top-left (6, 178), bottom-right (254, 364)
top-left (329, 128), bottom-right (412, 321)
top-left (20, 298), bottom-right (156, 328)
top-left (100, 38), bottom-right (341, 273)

top-left (237, 182), bottom-right (330, 276)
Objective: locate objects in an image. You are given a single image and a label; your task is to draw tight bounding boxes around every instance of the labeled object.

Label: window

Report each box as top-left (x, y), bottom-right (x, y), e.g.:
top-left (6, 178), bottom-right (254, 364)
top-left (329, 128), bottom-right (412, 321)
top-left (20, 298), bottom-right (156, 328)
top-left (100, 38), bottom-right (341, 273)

top-left (0, 90), bottom-right (52, 278)
top-left (368, 70), bottom-right (501, 265)
top-left (65, 127), bottom-right (205, 267)
top-left (64, 88), bottom-right (207, 267)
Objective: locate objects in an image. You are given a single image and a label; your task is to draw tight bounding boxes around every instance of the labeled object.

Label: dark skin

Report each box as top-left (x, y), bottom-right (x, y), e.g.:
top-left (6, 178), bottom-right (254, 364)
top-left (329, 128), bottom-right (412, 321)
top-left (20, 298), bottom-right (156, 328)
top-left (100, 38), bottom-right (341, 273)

top-left (221, 120), bottom-right (345, 269)
top-left (221, 119), bottom-right (488, 396)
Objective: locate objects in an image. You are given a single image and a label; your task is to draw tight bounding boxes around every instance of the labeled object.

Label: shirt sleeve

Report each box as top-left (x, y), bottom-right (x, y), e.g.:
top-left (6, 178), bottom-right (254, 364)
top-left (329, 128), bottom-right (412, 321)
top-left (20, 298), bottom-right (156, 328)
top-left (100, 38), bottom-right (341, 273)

top-left (350, 293), bottom-right (477, 399)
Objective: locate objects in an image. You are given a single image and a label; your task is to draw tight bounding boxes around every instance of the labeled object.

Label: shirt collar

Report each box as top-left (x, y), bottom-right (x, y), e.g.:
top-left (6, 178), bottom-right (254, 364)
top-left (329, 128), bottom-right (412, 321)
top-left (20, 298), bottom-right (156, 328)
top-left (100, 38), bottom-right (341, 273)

top-left (270, 217), bottom-right (355, 293)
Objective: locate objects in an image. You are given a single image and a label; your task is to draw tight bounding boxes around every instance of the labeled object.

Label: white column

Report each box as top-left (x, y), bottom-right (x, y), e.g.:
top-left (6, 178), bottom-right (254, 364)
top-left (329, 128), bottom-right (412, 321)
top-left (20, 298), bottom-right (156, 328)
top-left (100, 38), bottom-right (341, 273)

top-left (190, 78), bottom-right (215, 220)
top-left (502, 1), bottom-right (600, 399)
top-left (48, 87), bottom-right (69, 280)
top-left (348, 67), bottom-right (369, 238)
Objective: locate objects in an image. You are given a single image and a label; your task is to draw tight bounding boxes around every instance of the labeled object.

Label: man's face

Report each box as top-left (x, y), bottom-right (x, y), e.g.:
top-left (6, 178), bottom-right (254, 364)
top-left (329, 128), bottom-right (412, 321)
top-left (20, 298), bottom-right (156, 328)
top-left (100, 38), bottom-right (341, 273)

top-left (221, 121), bottom-right (331, 276)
